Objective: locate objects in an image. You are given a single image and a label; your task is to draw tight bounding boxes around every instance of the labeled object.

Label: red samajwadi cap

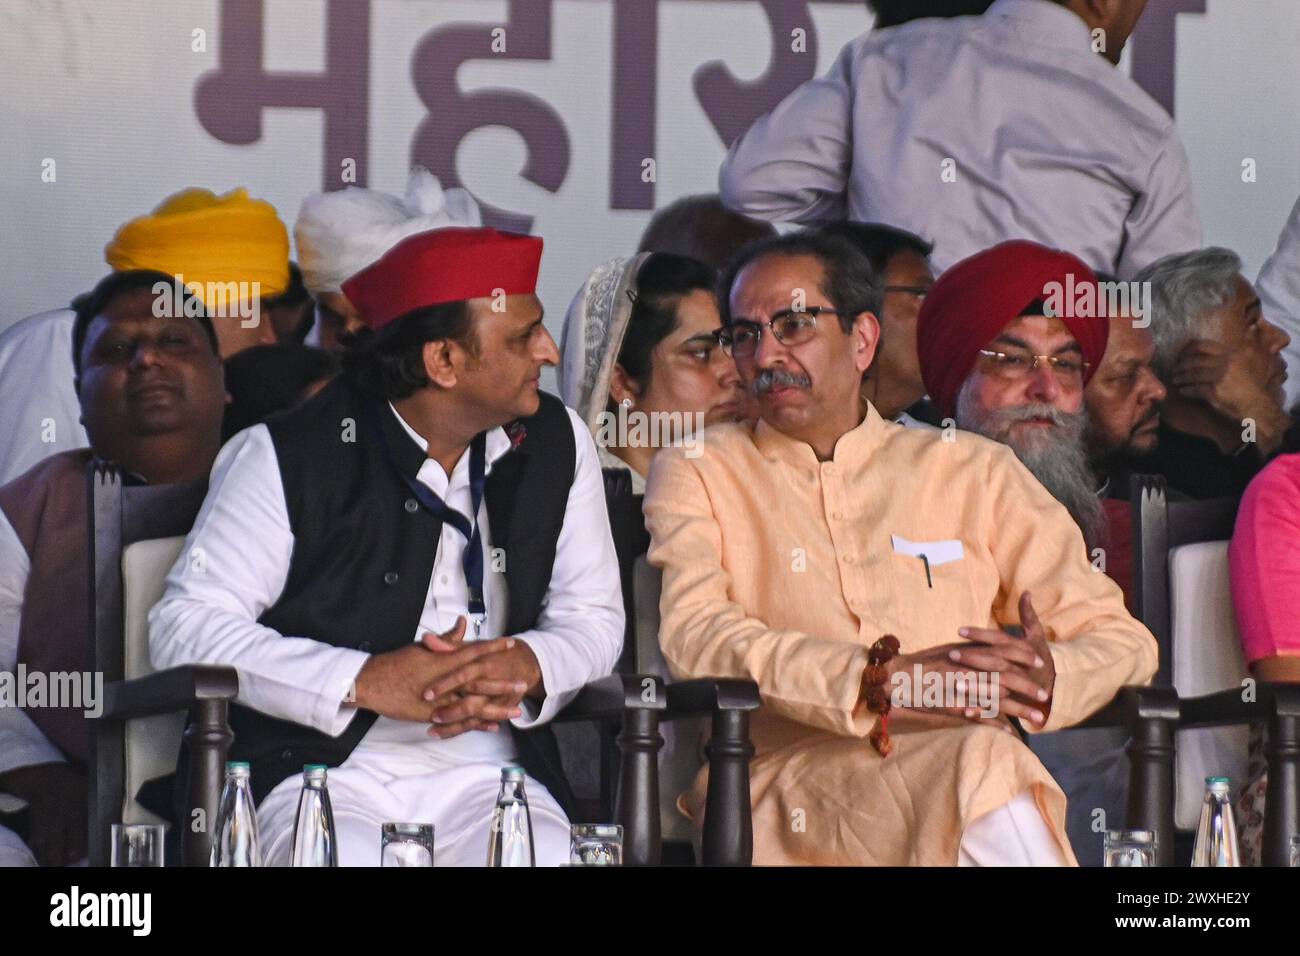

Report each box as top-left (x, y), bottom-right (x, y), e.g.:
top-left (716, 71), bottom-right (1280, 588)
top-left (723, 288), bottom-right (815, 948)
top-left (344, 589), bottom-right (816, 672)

top-left (341, 226), bottom-right (543, 331)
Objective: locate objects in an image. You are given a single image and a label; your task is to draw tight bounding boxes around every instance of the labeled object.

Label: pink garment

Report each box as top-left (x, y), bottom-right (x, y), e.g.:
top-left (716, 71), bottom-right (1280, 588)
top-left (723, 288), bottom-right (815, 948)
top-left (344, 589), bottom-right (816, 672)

top-left (1229, 453), bottom-right (1300, 663)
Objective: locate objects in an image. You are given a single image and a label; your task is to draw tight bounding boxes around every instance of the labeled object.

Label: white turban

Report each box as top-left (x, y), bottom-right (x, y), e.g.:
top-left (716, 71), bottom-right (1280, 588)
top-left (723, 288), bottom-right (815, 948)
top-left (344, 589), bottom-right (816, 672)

top-left (294, 168), bottom-right (482, 295)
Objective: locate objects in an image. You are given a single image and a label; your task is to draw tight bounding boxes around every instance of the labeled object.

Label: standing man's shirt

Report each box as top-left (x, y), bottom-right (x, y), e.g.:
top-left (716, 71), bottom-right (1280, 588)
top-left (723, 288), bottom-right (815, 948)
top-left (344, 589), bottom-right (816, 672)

top-left (1258, 196), bottom-right (1300, 409)
top-left (0, 311), bottom-right (87, 484)
top-left (719, 0), bottom-right (1202, 278)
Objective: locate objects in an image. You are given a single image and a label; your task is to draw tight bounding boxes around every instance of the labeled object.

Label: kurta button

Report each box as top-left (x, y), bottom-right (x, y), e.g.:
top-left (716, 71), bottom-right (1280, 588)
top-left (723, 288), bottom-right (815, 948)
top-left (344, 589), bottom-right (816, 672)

top-left (844, 555), bottom-right (855, 565)
top-left (833, 511), bottom-right (843, 520)
top-left (404, 498), bottom-right (419, 513)
top-left (280, 749), bottom-right (293, 761)
top-left (824, 464), bottom-right (837, 475)
top-left (383, 571), bottom-right (399, 585)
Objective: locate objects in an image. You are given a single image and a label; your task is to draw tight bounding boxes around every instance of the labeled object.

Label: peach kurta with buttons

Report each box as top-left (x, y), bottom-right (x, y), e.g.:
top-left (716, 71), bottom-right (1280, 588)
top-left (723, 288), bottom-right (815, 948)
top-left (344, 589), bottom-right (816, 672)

top-left (643, 406), bottom-right (1158, 865)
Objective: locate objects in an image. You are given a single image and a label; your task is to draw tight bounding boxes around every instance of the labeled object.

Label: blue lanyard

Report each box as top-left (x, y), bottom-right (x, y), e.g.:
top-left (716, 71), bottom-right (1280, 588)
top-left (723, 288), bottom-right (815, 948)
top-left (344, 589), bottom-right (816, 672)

top-left (368, 402), bottom-right (488, 620)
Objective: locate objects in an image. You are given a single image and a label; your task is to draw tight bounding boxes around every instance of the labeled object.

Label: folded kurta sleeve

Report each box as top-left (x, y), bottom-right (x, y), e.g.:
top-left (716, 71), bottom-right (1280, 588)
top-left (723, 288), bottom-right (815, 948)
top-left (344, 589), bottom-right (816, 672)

top-left (981, 447), bottom-right (1158, 732)
top-left (644, 449), bottom-right (874, 737)
top-left (717, 41), bottom-right (854, 224)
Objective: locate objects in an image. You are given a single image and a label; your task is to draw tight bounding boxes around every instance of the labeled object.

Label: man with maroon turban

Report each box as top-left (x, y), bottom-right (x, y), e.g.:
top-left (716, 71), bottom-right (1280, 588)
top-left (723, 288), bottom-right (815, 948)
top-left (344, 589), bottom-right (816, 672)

top-left (918, 240), bottom-right (1110, 549)
top-left (151, 227), bottom-right (623, 866)
top-left (917, 240), bottom-right (1143, 865)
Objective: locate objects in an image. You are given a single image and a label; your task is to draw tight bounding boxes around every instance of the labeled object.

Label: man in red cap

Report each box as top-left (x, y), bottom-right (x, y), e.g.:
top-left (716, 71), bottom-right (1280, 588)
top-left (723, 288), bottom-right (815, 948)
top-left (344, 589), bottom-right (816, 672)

top-left (644, 229), bottom-right (1155, 866)
top-left (918, 240), bottom-right (1110, 550)
top-left (151, 226), bottom-right (624, 866)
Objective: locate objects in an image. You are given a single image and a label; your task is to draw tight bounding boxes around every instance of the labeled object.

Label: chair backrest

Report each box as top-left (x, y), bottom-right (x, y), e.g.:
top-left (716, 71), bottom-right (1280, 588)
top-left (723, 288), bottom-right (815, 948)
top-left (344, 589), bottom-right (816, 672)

top-left (121, 537), bottom-right (190, 825)
top-left (1130, 475), bottom-right (1240, 686)
top-left (89, 465), bottom-right (208, 860)
top-left (1168, 541), bottom-right (1251, 827)
top-left (632, 556), bottom-right (707, 844)
top-left (1130, 474), bottom-right (1247, 828)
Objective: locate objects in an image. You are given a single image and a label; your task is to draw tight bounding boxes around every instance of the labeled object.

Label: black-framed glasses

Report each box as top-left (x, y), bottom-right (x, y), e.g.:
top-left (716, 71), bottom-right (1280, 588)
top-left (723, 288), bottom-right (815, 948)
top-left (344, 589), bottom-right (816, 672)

top-left (882, 285), bottom-right (930, 299)
top-left (976, 348), bottom-right (1090, 385)
top-left (715, 307), bottom-right (838, 360)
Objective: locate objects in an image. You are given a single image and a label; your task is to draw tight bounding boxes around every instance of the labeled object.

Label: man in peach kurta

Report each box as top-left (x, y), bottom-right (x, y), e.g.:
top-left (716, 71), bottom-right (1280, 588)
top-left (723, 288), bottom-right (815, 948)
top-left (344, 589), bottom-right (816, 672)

top-left (643, 229), bottom-right (1158, 865)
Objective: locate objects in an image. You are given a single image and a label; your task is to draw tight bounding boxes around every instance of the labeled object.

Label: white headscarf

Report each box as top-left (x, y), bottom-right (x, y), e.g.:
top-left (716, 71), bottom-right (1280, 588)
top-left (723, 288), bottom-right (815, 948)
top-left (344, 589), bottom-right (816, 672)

top-left (558, 254), bottom-right (651, 440)
top-left (294, 167), bottom-right (482, 295)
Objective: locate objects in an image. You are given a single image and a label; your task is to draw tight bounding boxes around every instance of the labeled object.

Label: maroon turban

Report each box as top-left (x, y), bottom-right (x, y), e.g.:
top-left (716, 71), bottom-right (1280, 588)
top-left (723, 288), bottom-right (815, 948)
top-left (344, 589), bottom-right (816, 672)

top-left (342, 226), bottom-right (543, 331)
top-left (916, 240), bottom-right (1108, 417)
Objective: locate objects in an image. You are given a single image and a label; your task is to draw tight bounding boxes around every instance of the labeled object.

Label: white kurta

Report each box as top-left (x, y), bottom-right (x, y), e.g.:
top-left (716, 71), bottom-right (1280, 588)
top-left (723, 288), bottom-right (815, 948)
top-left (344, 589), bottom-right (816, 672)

top-left (0, 507), bottom-right (68, 778)
top-left (718, 0), bottom-right (1202, 278)
top-left (1258, 195), bottom-right (1300, 408)
top-left (0, 310), bottom-right (88, 485)
top-left (150, 403), bottom-right (624, 866)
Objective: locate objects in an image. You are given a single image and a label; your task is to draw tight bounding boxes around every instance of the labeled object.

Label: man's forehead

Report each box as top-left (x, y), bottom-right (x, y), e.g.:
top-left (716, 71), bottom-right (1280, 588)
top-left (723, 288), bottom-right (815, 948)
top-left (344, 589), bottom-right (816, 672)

top-left (731, 253), bottom-right (827, 309)
top-left (993, 313), bottom-right (1079, 347)
top-left (90, 288), bottom-right (185, 333)
top-left (468, 291), bottom-right (542, 323)
top-left (1104, 313), bottom-right (1155, 354)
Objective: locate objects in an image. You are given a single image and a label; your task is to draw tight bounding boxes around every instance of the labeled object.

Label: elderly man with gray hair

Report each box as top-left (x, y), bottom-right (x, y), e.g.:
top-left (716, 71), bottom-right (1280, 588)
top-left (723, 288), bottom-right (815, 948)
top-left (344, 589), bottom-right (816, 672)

top-left (1133, 247), bottom-right (1292, 499)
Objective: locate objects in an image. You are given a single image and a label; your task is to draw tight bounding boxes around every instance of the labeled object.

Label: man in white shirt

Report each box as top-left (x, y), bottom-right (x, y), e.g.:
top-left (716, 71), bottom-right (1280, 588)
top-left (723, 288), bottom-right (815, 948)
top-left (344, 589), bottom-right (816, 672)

top-left (1257, 196), bottom-right (1300, 409)
top-left (150, 227), bottom-right (623, 866)
top-left (719, 0), bottom-right (1201, 278)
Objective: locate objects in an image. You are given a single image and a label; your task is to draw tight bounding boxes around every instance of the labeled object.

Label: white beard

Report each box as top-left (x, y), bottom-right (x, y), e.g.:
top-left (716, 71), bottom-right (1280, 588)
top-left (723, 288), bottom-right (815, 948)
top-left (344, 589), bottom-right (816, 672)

top-left (956, 379), bottom-right (1106, 549)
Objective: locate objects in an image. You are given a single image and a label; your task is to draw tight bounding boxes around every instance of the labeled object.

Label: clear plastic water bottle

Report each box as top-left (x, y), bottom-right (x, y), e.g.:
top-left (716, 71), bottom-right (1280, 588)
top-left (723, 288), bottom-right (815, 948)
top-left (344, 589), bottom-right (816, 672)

top-left (290, 765), bottom-right (338, 867)
top-left (211, 761), bottom-right (262, 866)
top-left (1192, 776), bottom-right (1240, 867)
top-left (487, 766), bottom-right (535, 867)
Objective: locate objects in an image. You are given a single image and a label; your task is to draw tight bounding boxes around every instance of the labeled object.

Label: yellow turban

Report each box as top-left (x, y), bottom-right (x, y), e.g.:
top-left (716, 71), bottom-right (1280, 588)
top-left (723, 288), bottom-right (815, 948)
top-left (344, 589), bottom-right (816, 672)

top-left (104, 187), bottom-right (290, 304)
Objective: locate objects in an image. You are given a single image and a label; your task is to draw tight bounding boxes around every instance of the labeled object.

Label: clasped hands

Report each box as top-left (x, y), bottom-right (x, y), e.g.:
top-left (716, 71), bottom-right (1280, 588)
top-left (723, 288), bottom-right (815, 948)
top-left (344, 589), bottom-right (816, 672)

top-left (879, 591), bottom-right (1056, 734)
top-left (353, 616), bottom-right (544, 739)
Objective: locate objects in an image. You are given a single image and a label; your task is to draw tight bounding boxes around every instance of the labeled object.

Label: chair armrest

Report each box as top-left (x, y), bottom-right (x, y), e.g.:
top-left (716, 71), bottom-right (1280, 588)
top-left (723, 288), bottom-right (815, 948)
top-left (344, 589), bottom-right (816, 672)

top-left (551, 674), bottom-right (666, 723)
top-left (1074, 685), bottom-right (1180, 730)
top-left (664, 678), bottom-right (761, 721)
top-left (1178, 682), bottom-right (1300, 728)
top-left (102, 665), bottom-right (239, 722)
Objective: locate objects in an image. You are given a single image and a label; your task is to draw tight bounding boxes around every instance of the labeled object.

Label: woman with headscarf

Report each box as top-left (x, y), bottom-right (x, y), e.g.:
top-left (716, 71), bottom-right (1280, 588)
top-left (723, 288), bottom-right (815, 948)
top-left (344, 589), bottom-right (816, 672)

top-left (559, 252), bottom-right (744, 493)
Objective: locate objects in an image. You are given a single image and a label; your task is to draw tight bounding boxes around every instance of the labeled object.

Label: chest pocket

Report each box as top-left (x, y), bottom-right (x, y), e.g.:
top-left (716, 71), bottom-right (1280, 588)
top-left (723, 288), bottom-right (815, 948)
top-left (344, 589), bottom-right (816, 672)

top-left (886, 535), bottom-right (975, 642)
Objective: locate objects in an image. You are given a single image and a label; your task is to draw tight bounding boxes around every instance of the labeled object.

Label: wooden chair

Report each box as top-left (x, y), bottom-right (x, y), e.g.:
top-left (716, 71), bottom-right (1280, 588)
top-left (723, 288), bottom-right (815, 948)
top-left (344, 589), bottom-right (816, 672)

top-left (88, 463), bottom-right (237, 866)
top-left (1129, 474), bottom-right (1300, 865)
top-left (602, 469), bottom-right (761, 865)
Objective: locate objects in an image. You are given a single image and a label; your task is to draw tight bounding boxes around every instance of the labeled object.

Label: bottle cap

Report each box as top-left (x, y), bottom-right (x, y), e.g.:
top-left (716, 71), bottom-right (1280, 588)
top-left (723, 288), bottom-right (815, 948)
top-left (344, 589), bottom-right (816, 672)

top-left (501, 765), bottom-right (526, 780)
top-left (1206, 776), bottom-right (1230, 785)
top-left (225, 761), bottom-right (251, 771)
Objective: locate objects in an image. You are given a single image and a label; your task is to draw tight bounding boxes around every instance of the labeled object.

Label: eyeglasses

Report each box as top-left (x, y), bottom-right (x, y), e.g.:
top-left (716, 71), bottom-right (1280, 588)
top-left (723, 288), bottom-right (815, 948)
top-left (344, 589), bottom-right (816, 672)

top-left (882, 285), bottom-right (930, 299)
top-left (976, 348), bottom-right (1090, 385)
top-left (716, 307), bottom-right (838, 360)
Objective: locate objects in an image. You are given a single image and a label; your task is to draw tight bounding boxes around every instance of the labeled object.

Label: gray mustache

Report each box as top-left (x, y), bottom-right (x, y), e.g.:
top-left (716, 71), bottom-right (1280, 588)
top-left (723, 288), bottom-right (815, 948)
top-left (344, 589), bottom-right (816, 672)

top-left (751, 368), bottom-right (812, 395)
top-left (997, 402), bottom-right (1070, 426)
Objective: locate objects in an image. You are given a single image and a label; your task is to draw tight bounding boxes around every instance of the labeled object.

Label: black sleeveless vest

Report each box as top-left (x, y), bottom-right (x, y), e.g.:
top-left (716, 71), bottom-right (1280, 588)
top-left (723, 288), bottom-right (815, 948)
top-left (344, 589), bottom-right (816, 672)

top-left (230, 376), bottom-right (579, 810)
